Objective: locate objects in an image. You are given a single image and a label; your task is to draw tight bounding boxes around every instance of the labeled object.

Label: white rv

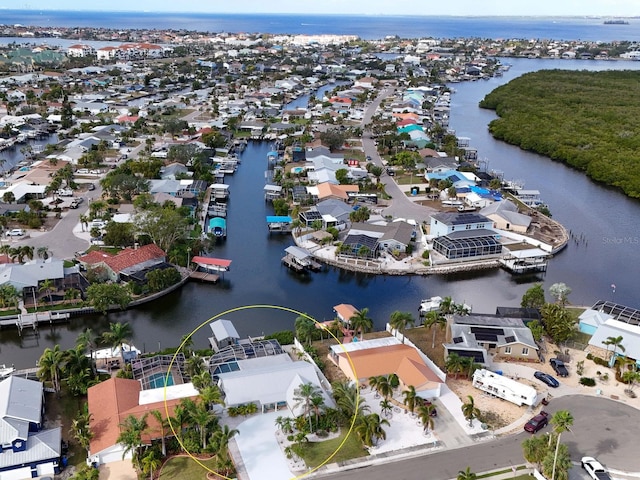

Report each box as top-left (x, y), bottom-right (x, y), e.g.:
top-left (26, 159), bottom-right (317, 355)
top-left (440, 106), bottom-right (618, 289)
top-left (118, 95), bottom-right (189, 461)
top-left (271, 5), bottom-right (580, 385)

top-left (472, 368), bottom-right (537, 407)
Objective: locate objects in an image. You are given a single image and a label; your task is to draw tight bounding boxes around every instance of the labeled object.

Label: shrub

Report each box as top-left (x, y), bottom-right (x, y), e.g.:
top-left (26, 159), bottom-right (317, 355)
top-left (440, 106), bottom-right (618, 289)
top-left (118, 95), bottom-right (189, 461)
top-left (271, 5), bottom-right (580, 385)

top-left (586, 353), bottom-right (593, 360)
top-left (579, 377), bottom-right (596, 387)
top-left (422, 250), bottom-right (430, 259)
top-left (592, 356), bottom-right (609, 367)
top-left (264, 330), bottom-right (295, 345)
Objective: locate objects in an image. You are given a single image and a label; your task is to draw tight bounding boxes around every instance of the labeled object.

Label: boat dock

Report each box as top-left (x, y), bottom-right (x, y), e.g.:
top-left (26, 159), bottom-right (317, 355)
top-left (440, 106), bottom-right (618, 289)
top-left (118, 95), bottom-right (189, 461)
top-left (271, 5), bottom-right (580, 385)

top-left (282, 245), bottom-right (322, 272)
top-left (189, 271), bottom-right (220, 283)
top-left (267, 215), bottom-right (292, 233)
top-left (500, 248), bottom-right (549, 274)
top-left (0, 311), bottom-right (71, 335)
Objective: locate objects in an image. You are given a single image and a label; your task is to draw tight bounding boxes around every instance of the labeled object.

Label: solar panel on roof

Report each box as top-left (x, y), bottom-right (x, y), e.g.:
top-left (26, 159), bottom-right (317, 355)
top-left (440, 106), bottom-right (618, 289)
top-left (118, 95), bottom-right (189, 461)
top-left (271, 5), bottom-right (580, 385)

top-left (504, 335), bottom-right (516, 343)
top-left (453, 336), bottom-right (464, 344)
top-left (450, 350), bottom-right (485, 363)
top-left (475, 333), bottom-right (498, 342)
top-left (471, 327), bottom-right (505, 336)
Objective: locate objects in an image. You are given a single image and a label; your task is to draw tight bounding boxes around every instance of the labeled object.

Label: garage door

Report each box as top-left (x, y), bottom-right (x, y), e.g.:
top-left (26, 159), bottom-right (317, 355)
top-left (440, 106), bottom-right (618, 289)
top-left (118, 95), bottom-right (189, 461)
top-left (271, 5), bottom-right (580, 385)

top-left (0, 466), bottom-right (32, 480)
top-left (36, 463), bottom-right (55, 476)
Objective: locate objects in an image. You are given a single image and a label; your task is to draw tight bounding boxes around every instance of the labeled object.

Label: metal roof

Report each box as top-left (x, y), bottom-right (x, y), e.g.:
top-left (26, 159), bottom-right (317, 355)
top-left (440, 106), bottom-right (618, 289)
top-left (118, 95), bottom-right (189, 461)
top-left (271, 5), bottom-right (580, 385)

top-left (0, 427), bottom-right (61, 469)
top-left (209, 319), bottom-right (240, 343)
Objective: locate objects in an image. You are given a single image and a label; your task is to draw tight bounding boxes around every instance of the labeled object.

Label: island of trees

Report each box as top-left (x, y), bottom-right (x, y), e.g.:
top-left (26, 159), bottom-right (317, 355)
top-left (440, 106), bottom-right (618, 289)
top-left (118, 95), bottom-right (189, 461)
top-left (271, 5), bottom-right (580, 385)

top-left (479, 69), bottom-right (640, 199)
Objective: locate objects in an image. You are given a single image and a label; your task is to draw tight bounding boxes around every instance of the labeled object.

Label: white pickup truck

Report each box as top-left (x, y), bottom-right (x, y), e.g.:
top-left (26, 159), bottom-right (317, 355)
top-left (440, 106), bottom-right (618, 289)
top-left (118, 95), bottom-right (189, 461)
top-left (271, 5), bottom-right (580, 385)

top-left (581, 457), bottom-right (612, 480)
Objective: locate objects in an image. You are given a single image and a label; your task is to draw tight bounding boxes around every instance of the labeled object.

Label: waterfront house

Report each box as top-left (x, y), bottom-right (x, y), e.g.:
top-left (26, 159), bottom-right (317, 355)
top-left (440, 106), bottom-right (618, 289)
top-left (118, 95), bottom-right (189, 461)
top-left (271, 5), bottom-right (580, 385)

top-left (329, 337), bottom-right (444, 398)
top-left (314, 182), bottom-right (359, 202)
top-left (444, 314), bottom-right (539, 364)
top-left (216, 354), bottom-right (334, 415)
top-left (0, 376), bottom-right (62, 479)
top-left (87, 377), bottom-right (198, 465)
top-left (429, 212), bottom-right (494, 237)
top-left (377, 220), bottom-right (415, 254)
top-left (480, 200), bottom-right (532, 234)
top-left (77, 244), bottom-right (166, 283)
top-left (333, 303), bottom-right (360, 326)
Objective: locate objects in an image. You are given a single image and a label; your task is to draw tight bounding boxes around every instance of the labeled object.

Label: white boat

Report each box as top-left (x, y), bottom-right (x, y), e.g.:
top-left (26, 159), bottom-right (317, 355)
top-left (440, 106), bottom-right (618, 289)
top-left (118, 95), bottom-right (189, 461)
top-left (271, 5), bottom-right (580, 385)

top-left (418, 296), bottom-right (443, 316)
top-left (0, 364), bottom-right (15, 378)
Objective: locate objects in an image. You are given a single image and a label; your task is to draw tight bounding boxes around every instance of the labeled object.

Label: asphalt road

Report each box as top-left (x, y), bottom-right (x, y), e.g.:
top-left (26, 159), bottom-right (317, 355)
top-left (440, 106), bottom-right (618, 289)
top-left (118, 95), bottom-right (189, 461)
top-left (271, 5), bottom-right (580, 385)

top-left (321, 395), bottom-right (640, 480)
top-left (361, 88), bottom-right (436, 224)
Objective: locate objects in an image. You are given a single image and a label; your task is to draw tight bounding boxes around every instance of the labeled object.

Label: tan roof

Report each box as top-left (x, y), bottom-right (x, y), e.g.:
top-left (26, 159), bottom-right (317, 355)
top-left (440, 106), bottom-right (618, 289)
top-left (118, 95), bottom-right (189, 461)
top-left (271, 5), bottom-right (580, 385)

top-left (337, 344), bottom-right (442, 387)
top-left (316, 182), bottom-right (359, 201)
top-left (333, 304), bottom-right (359, 322)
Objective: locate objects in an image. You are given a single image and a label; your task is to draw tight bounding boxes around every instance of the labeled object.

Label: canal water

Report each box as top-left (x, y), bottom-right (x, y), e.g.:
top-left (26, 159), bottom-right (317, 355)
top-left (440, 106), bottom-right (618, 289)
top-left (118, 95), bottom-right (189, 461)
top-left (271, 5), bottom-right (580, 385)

top-left (2, 59), bottom-right (640, 368)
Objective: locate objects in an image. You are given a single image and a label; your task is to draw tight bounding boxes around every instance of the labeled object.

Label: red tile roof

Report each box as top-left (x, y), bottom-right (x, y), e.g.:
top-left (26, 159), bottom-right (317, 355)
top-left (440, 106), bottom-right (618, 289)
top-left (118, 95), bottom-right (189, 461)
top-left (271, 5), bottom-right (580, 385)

top-left (78, 244), bottom-right (165, 273)
top-left (103, 244), bottom-right (166, 273)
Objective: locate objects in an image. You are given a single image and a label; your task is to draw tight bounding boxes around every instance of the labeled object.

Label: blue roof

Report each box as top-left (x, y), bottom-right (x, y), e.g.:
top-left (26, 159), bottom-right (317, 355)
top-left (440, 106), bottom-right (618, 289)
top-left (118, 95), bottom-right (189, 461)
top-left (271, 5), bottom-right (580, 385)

top-left (266, 216), bottom-right (292, 223)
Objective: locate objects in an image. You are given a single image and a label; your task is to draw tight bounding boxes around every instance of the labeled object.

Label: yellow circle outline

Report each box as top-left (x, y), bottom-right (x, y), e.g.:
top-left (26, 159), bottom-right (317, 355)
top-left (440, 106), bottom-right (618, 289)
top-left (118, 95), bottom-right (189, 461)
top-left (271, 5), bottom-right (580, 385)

top-left (163, 304), bottom-right (361, 480)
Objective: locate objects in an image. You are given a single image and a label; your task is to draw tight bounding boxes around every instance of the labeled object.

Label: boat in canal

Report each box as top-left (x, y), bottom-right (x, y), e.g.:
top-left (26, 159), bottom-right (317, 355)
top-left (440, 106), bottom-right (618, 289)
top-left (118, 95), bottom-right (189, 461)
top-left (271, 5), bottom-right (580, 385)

top-left (209, 217), bottom-right (227, 239)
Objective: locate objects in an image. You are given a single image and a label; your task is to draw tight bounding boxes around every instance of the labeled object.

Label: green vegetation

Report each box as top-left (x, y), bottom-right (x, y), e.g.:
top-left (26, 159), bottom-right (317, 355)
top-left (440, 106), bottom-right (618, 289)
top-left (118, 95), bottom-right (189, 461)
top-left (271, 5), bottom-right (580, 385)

top-left (158, 456), bottom-right (219, 480)
top-left (293, 430), bottom-right (367, 468)
top-left (480, 70), bottom-right (640, 198)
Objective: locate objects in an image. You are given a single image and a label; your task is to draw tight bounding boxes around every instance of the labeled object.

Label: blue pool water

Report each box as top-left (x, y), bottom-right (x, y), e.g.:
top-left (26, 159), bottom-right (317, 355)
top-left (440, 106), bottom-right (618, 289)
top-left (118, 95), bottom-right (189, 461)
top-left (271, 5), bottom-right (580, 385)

top-left (292, 167), bottom-right (304, 174)
top-left (19, 167), bottom-right (30, 171)
top-left (148, 372), bottom-right (175, 389)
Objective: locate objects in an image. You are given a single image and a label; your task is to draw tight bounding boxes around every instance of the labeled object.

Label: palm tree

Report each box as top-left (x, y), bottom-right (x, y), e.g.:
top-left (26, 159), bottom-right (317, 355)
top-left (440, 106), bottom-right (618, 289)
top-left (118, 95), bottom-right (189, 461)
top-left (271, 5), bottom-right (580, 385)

top-left (185, 354), bottom-right (205, 378)
top-left (457, 467), bottom-right (477, 480)
top-left (416, 403), bottom-right (436, 434)
top-left (423, 310), bottom-right (447, 348)
top-left (200, 384), bottom-right (224, 409)
top-left (369, 375), bottom-right (393, 400)
top-left (141, 448), bottom-right (162, 480)
top-left (71, 406), bottom-right (93, 457)
top-left (191, 370), bottom-right (213, 391)
top-left (117, 414), bottom-right (148, 471)
top-left (102, 322), bottom-right (133, 365)
top-left (550, 410), bottom-right (573, 480)
top-left (461, 395), bottom-right (481, 427)
top-left (293, 382), bottom-right (323, 431)
top-left (190, 403), bottom-right (218, 450)
top-left (36, 246), bottom-right (49, 260)
top-left (294, 315), bottom-right (316, 347)
top-left (402, 385), bottom-right (419, 413)
top-left (355, 413), bottom-right (389, 447)
top-left (389, 310), bottom-right (415, 343)
top-left (602, 335), bottom-right (625, 361)
top-left (310, 393), bottom-right (326, 428)
top-left (349, 307), bottom-right (373, 339)
top-left (460, 356), bottom-right (481, 380)
top-left (76, 328), bottom-right (99, 375)
top-left (38, 278), bottom-right (55, 305)
top-left (275, 416), bottom-right (294, 434)
top-left (149, 410), bottom-right (170, 457)
top-left (18, 245), bottom-right (34, 262)
top-left (37, 345), bottom-right (65, 393)
top-left (211, 425), bottom-right (239, 463)
top-left (379, 399), bottom-right (393, 419)
top-left (444, 352), bottom-right (465, 379)
top-left (332, 380), bottom-right (367, 421)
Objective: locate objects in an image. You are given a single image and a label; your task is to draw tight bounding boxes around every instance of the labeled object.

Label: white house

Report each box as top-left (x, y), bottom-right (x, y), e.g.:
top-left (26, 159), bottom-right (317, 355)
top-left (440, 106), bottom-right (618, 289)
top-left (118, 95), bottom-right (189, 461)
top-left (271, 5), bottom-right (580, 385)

top-left (429, 212), bottom-right (494, 238)
top-left (67, 44), bottom-right (95, 57)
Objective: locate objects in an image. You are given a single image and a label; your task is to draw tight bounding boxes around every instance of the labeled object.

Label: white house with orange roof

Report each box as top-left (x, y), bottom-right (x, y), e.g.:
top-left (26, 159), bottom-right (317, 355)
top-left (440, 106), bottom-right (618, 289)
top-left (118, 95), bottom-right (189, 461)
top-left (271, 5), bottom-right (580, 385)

top-left (96, 46), bottom-right (118, 61)
top-left (329, 337), bottom-right (444, 398)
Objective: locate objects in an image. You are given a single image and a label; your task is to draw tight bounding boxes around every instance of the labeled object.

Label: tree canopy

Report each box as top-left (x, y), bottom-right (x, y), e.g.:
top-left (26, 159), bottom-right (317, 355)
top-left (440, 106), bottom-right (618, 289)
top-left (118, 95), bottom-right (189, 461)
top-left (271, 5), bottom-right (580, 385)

top-left (480, 69), bottom-right (640, 198)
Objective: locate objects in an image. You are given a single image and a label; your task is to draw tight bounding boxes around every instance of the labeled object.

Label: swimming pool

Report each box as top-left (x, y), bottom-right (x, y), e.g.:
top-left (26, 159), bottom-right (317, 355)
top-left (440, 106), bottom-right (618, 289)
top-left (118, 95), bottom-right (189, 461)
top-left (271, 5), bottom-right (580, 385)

top-left (19, 167), bottom-right (30, 172)
top-left (148, 372), bottom-right (175, 389)
top-left (292, 167), bottom-right (304, 174)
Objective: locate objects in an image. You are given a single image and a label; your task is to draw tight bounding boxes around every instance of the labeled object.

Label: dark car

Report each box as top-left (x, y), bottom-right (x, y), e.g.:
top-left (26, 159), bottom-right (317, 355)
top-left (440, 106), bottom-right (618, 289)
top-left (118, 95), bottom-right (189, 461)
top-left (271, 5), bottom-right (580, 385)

top-left (550, 358), bottom-right (569, 377)
top-left (87, 183), bottom-right (95, 191)
top-left (534, 371), bottom-right (560, 388)
top-left (421, 399), bottom-right (438, 417)
top-left (524, 411), bottom-right (549, 433)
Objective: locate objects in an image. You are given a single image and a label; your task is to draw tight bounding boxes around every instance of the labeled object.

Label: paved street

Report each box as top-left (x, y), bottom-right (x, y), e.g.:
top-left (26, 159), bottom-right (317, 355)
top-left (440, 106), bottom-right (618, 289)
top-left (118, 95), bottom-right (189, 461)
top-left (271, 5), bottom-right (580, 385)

top-left (319, 395), bottom-right (640, 480)
top-left (361, 88), bottom-right (436, 224)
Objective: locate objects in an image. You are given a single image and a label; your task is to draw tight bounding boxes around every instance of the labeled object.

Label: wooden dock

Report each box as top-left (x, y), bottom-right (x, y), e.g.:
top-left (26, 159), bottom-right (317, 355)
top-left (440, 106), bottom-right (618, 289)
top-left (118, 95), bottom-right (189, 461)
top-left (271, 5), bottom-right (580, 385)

top-left (282, 254), bottom-right (307, 273)
top-left (189, 271), bottom-right (220, 283)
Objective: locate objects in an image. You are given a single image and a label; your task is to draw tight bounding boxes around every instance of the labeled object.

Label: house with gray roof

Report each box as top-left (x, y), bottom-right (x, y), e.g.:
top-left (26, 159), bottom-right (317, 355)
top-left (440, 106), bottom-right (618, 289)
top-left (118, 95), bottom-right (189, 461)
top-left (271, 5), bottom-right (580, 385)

top-left (0, 259), bottom-right (65, 296)
top-left (480, 200), bottom-right (532, 234)
top-left (209, 319), bottom-right (240, 352)
top-left (444, 314), bottom-right (539, 365)
top-left (0, 376), bottom-right (62, 478)
top-left (377, 221), bottom-right (414, 253)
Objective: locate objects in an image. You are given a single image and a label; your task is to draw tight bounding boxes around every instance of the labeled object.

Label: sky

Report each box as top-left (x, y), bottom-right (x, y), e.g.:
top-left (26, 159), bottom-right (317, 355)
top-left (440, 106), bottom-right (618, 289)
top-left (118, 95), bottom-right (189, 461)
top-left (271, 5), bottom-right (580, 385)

top-left (3, 0), bottom-right (639, 16)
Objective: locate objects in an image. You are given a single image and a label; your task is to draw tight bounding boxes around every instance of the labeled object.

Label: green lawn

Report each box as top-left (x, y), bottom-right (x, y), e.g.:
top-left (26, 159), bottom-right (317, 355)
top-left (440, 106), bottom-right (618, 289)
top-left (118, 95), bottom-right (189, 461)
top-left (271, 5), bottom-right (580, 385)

top-left (158, 456), bottom-right (219, 480)
top-left (295, 430), bottom-right (367, 468)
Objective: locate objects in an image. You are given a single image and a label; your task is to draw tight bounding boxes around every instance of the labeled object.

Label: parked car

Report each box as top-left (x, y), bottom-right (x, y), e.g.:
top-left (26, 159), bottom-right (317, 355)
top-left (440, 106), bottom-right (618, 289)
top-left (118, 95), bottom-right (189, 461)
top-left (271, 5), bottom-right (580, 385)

top-left (70, 197), bottom-right (84, 209)
top-left (524, 411), bottom-right (549, 433)
top-left (534, 371), bottom-right (559, 388)
top-left (581, 456), bottom-right (612, 480)
top-left (6, 228), bottom-right (25, 236)
top-left (550, 358), bottom-right (569, 377)
top-left (421, 399), bottom-right (438, 417)
top-left (90, 220), bottom-right (107, 229)
top-left (87, 183), bottom-right (95, 191)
